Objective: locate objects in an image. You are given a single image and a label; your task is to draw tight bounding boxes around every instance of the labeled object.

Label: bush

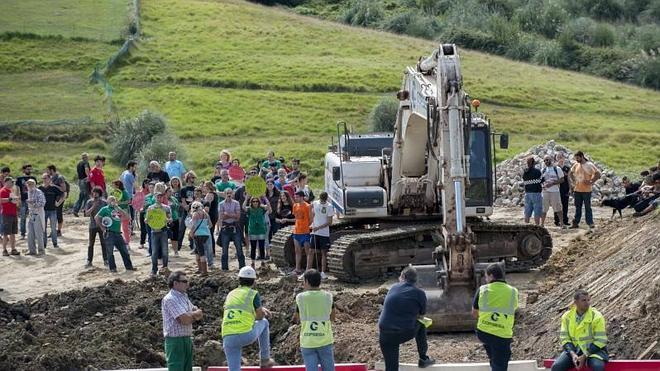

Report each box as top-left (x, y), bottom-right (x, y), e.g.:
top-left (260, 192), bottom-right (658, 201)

top-left (505, 33), bottom-right (540, 61)
top-left (441, 26), bottom-right (502, 54)
top-left (342, 0), bottom-right (384, 27)
top-left (137, 132), bottom-right (187, 176)
top-left (368, 96), bottom-right (399, 132)
top-left (632, 52), bottom-right (660, 89)
top-left (110, 110), bottom-right (166, 166)
top-left (384, 11), bottom-right (441, 39)
top-left (533, 40), bottom-right (565, 67)
top-left (516, 0), bottom-right (568, 38)
top-left (590, 23), bottom-right (615, 47)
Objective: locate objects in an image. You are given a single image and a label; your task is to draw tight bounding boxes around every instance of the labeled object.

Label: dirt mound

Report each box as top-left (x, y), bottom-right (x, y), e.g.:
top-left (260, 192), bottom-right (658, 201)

top-left (512, 213), bottom-right (660, 361)
top-left (0, 264), bottom-right (387, 371)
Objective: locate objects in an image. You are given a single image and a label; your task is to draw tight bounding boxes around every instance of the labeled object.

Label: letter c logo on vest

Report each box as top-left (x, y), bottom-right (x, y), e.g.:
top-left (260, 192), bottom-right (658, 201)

top-left (227, 310), bottom-right (235, 319)
top-left (310, 321), bottom-right (319, 331)
top-left (491, 312), bottom-right (500, 322)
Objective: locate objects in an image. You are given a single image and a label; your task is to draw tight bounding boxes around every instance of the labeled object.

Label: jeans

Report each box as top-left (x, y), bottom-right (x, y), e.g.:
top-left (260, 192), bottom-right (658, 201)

top-left (27, 211), bottom-right (45, 254)
top-left (178, 210), bottom-right (188, 249)
top-left (555, 190), bottom-right (570, 226)
top-left (88, 227), bottom-right (108, 264)
top-left (151, 230), bottom-right (169, 274)
top-left (205, 236), bottom-right (215, 268)
top-left (301, 344), bottom-right (335, 371)
top-left (573, 191), bottom-right (593, 226)
top-left (220, 226), bottom-right (246, 270)
top-left (223, 319), bottom-right (271, 371)
top-left (379, 322), bottom-right (429, 371)
top-left (43, 209), bottom-right (58, 247)
top-left (19, 202), bottom-right (28, 237)
top-left (72, 179), bottom-right (89, 214)
top-left (139, 211), bottom-right (148, 245)
top-left (551, 351), bottom-right (605, 371)
top-left (104, 231), bottom-right (134, 271)
top-left (249, 239), bottom-right (265, 260)
top-left (477, 330), bottom-right (512, 371)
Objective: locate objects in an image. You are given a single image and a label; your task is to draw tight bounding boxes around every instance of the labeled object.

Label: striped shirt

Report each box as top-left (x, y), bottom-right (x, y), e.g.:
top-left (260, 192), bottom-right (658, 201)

top-left (162, 289), bottom-right (195, 337)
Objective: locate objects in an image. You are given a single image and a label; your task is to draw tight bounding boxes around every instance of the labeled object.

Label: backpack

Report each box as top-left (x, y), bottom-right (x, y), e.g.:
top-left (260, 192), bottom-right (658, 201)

top-left (551, 166), bottom-right (564, 184)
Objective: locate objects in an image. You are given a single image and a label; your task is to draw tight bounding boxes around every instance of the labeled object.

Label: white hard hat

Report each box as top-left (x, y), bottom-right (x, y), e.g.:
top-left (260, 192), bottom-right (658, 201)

top-left (238, 266), bottom-right (257, 279)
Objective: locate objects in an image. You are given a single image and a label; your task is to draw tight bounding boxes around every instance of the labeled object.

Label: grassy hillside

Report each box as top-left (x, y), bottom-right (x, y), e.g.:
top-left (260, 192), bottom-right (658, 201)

top-left (0, 0), bottom-right (658, 187)
top-left (0, 0), bottom-right (131, 41)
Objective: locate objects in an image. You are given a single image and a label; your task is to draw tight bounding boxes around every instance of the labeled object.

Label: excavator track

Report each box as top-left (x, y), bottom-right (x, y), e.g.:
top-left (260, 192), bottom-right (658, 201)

top-left (271, 221), bottom-right (552, 282)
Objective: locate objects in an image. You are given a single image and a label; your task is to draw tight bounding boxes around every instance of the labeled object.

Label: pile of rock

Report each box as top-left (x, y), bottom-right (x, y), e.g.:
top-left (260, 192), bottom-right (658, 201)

top-left (494, 140), bottom-right (624, 207)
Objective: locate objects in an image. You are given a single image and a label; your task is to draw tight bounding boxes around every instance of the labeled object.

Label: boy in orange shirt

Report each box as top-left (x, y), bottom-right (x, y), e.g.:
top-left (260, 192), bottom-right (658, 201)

top-left (292, 190), bottom-right (311, 279)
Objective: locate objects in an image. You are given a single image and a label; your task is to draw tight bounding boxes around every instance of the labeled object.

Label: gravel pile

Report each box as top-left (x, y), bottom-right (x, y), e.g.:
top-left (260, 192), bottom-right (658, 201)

top-left (494, 140), bottom-right (624, 207)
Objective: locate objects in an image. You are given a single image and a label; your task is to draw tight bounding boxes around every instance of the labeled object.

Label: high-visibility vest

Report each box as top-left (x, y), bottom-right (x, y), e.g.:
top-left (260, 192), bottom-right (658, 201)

top-left (560, 306), bottom-right (608, 360)
top-left (296, 290), bottom-right (334, 348)
top-left (477, 281), bottom-right (519, 339)
top-left (222, 286), bottom-right (257, 337)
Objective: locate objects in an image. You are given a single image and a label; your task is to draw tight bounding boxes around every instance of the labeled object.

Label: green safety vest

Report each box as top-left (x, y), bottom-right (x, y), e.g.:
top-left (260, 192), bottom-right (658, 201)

top-left (222, 286), bottom-right (257, 337)
top-left (560, 306), bottom-right (608, 360)
top-left (477, 281), bottom-right (519, 339)
top-left (296, 290), bottom-right (334, 348)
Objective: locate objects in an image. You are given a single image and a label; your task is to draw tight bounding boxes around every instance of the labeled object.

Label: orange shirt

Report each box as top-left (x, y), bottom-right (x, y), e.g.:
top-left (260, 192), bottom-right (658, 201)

top-left (571, 162), bottom-right (597, 193)
top-left (293, 202), bottom-right (311, 234)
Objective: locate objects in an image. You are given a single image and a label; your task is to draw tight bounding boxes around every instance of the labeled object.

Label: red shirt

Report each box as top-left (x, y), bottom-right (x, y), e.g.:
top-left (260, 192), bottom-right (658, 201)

top-left (89, 167), bottom-right (106, 192)
top-left (0, 187), bottom-right (18, 216)
top-left (283, 183), bottom-right (296, 198)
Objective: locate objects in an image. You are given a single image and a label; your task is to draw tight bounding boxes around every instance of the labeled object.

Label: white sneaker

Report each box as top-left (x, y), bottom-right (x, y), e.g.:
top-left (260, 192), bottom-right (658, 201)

top-left (321, 272), bottom-right (328, 280)
top-left (297, 274), bottom-right (305, 281)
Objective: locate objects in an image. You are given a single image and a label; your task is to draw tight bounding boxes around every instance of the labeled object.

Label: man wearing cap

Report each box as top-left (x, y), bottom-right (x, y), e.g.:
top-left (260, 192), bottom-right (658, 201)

top-left (162, 271), bottom-right (203, 371)
top-left (222, 266), bottom-right (275, 371)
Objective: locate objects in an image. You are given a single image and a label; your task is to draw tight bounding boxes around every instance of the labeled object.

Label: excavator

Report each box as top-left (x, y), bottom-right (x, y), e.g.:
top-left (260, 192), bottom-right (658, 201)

top-left (271, 44), bottom-right (552, 332)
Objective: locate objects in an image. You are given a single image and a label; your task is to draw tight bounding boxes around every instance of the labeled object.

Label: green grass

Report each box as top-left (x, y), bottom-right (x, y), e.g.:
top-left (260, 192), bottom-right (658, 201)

top-left (0, 71), bottom-right (108, 121)
top-left (0, 0), bottom-right (131, 42)
top-left (0, 0), bottom-right (659, 187)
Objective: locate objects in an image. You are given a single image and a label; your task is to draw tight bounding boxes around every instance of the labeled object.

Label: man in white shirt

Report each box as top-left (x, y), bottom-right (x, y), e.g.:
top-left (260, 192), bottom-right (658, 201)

top-left (309, 192), bottom-right (335, 280)
top-left (541, 155), bottom-right (565, 228)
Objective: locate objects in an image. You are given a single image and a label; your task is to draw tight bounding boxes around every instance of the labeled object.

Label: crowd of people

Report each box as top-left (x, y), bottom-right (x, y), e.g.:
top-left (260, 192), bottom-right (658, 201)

top-left (0, 150), bottom-right (335, 281)
top-left (521, 151), bottom-right (660, 230)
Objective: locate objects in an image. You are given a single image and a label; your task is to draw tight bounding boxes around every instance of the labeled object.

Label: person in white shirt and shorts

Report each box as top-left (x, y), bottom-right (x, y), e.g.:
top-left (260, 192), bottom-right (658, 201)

top-left (310, 192), bottom-right (335, 280)
top-left (541, 155), bottom-right (566, 228)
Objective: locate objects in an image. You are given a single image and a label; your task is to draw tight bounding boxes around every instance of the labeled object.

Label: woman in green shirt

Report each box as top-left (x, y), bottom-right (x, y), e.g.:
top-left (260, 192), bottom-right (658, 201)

top-left (243, 196), bottom-right (271, 268)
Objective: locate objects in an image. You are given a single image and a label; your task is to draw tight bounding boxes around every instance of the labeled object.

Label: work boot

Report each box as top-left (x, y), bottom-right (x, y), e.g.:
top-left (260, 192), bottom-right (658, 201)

top-left (569, 223), bottom-right (579, 229)
top-left (3, 249), bottom-right (9, 256)
top-left (260, 358), bottom-right (276, 368)
top-left (419, 357), bottom-right (435, 368)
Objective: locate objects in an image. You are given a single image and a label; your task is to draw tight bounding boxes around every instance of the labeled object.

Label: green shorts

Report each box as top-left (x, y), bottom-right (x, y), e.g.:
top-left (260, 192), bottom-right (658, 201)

top-left (165, 336), bottom-right (193, 371)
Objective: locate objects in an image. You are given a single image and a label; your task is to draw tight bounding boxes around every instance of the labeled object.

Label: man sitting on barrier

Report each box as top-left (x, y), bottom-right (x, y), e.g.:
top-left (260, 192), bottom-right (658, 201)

top-left (551, 289), bottom-right (608, 371)
top-left (222, 266), bottom-right (276, 370)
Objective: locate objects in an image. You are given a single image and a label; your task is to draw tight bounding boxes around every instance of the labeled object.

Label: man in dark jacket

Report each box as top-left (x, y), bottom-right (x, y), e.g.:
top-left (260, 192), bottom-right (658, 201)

top-left (378, 266), bottom-right (435, 371)
top-left (554, 153), bottom-right (571, 226)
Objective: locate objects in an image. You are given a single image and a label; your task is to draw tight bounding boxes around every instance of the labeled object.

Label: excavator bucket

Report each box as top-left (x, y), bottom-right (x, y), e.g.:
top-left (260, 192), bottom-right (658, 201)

top-left (415, 265), bottom-right (476, 332)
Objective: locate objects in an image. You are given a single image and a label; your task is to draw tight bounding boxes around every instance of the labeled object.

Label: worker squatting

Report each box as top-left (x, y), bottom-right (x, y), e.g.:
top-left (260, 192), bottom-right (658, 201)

top-left (161, 263), bottom-right (608, 371)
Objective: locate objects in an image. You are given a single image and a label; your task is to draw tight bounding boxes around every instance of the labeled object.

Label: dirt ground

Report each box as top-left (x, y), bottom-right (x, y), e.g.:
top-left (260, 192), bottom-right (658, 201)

top-left (0, 207), bottom-right (657, 370)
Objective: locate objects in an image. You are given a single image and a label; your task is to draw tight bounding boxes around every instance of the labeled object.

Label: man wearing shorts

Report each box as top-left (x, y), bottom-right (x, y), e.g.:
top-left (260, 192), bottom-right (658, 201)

top-left (310, 192), bottom-right (334, 280)
top-left (522, 157), bottom-right (543, 225)
top-left (1, 177), bottom-right (20, 256)
top-left (541, 155), bottom-right (566, 228)
top-left (292, 190), bottom-right (311, 279)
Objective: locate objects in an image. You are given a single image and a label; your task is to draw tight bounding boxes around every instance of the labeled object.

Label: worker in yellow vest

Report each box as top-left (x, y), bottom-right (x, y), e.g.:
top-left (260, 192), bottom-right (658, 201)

top-left (221, 266), bottom-right (276, 371)
top-left (551, 289), bottom-right (608, 371)
top-left (472, 263), bottom-right (519, 371)
top-left (293, 269), bottom-right (336, 371)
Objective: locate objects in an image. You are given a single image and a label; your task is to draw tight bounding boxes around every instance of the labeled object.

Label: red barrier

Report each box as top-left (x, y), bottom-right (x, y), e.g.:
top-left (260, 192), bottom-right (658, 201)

top-left (543, 359), bottom-right (660, 371)
top-left (208, 363), bottom-right (367, 371)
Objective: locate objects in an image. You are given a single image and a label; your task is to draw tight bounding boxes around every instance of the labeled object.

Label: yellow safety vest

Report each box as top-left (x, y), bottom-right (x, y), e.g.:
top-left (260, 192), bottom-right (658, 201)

top-left (296, 290), bottom-right (334, 349)
top-left (560, 306), bottom-right (608, 360)
top-left (222, 286), bottom-right (257, 337)
top-left (477, 281), bottom-right (519, 339)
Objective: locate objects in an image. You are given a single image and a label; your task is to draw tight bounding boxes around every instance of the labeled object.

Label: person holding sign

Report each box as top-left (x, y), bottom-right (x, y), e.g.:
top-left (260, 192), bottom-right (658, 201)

top-left (293, 269), bottom-right (336, 371)
top-left (95, 196), bottom-right (136, 273)
top-left (147, 183), bottom-right (172, 278)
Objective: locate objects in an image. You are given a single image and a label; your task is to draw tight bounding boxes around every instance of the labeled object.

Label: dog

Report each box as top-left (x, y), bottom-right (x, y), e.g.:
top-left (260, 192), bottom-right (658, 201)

top-left (601, 194), bottom-right (638, 218)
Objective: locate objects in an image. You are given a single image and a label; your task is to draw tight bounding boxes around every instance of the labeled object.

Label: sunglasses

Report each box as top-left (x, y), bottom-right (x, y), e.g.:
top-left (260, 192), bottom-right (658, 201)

top-left (251, 201), bottom-right (260, 203)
